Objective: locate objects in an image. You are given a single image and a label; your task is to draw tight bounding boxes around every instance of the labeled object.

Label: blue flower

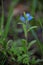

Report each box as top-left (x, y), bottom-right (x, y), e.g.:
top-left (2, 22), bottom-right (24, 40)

top-left (20, 13), bottom-right (33, 22)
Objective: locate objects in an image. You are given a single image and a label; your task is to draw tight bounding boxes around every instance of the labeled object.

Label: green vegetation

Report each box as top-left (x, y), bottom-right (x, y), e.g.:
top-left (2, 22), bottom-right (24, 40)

top-left (0, 0), bottom-right (43, 65)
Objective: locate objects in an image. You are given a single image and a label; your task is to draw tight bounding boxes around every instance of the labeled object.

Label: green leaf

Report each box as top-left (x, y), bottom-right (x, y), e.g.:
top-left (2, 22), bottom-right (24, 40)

top-left (27, 26), bottom-right (38, 32)
top-left (27, 40), bottom-right (36, 50)
top-left (17, 55), bottom-right (23, 62)
top-left (0, 0), bottom-right (4, 37)
top-left (22, 54), bottom-right (29, 64)
top-left (35, 59), bottom-right (43, 63)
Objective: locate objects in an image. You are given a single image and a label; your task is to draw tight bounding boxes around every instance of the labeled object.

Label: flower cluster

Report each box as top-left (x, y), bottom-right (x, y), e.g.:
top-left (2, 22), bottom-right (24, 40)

top-left (20, 13), bottom-right (33, 22)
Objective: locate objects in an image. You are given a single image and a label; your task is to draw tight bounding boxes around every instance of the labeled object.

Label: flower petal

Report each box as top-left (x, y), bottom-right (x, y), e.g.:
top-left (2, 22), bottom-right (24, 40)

top-left (20, 16), bottom-right (25, 22)
top-left (27, 16), bottom-right (33, 21)
top-left (26, 13), bottom-right (30, 17)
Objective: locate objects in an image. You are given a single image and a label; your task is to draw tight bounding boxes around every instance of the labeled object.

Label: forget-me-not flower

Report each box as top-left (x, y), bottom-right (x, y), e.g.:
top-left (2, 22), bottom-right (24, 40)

top-left (20, 13), bottom-right (33, 22)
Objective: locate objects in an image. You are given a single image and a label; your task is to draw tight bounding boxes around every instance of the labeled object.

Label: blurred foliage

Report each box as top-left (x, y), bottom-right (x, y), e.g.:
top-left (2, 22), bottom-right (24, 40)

top-left (0, 0), bottom-right (43, 65)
